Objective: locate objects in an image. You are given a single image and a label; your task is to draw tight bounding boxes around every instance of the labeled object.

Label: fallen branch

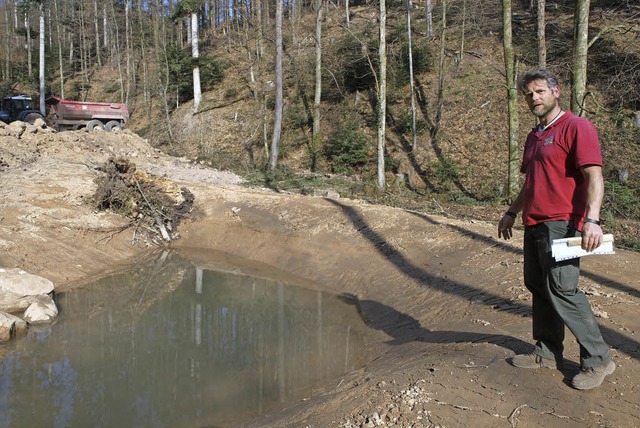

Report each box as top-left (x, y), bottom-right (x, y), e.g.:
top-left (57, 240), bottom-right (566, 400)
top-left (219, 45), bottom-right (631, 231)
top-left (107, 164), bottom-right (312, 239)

top-left (134, 176), bottom-right (168, 221)
top-left (95, 222), bottom-right (136, 244)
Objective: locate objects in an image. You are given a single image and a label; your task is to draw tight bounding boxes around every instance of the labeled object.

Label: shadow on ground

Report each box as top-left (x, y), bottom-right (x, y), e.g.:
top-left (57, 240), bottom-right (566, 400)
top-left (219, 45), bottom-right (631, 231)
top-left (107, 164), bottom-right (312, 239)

top-left (325, 198), bottom-right (640, 362)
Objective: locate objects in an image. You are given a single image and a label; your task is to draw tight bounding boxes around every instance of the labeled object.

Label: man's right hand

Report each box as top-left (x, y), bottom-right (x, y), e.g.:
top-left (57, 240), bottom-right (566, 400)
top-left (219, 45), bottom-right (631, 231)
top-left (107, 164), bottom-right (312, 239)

top-left (498, 214), bottom-right (516, 240)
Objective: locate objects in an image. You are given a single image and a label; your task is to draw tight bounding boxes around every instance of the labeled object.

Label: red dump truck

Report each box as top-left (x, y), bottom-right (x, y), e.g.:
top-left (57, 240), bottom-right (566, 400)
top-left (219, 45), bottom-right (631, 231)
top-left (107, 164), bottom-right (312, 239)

top-left (45, 97), bottom-right (129, 132)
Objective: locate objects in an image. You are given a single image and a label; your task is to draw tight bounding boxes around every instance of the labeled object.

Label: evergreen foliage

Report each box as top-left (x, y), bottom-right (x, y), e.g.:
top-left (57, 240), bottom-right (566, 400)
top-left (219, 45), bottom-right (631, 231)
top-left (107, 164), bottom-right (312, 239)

top-left (324, 118), bottom-right (371, 174)
top-left (164, 44), bottom-right (225, 105)
top-left (332, 33), bottom-right (379, 93)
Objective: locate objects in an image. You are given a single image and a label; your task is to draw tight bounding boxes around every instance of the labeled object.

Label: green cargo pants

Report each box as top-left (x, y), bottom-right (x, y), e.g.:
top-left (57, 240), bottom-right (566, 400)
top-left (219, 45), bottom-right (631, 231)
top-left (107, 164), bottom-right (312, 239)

top-left (523, 220), bottom-right (611, 368)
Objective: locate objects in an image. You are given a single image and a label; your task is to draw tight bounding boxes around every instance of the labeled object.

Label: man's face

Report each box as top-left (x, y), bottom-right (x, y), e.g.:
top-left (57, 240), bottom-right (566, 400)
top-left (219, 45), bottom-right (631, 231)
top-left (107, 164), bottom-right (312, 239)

top-left (523, 79), bottom-right (560, 120)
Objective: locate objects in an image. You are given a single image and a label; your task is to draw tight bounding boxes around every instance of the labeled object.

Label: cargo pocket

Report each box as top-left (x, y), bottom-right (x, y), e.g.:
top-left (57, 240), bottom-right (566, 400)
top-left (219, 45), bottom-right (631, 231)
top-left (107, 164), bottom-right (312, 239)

top-left (549, 261), bottom-right (580, 295)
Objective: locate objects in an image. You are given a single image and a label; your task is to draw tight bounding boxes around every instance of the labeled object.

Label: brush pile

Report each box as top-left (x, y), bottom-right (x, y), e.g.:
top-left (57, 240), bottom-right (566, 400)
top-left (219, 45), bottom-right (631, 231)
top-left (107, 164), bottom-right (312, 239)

top-left (94, 157), bottom-right (194, 244)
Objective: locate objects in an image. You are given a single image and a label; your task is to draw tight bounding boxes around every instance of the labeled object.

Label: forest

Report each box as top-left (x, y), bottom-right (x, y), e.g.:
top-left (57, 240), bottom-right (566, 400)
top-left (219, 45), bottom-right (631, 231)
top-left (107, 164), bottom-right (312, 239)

top-left (1, 0), bottom-right (639, 247)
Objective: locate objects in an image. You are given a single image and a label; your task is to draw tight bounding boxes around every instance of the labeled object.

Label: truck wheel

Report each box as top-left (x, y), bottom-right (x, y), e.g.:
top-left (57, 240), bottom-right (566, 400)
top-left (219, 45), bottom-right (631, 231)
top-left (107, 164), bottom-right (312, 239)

top-left (23, 113), bottom-right (45, 126)
top-left (87, 120), bottom-right (105, 132)
top-left (105, 120), bottom-right (123, 132)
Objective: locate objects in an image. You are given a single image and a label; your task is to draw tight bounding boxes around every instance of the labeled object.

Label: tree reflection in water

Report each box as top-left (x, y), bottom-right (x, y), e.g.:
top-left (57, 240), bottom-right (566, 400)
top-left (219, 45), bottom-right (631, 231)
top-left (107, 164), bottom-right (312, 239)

top-left (0, 252), bottom-right (367, 427)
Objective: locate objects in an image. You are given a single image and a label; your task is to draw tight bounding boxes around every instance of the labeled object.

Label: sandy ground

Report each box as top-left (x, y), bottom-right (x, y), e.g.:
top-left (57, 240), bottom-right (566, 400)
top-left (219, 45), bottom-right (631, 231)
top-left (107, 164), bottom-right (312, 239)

top-left (1, 123), bottom-right (639, 427)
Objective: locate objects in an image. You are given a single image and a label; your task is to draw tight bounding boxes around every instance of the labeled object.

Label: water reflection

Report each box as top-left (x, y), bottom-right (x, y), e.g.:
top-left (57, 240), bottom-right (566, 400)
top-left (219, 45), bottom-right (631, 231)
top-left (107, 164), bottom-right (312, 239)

top-left (0, 252), bottom-right (367, 427)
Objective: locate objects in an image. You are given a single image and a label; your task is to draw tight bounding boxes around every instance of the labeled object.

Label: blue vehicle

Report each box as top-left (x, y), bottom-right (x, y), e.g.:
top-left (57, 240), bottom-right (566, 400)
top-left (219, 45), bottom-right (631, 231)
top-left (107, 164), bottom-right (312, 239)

top-left (0, 95), bottom-right (45, 125)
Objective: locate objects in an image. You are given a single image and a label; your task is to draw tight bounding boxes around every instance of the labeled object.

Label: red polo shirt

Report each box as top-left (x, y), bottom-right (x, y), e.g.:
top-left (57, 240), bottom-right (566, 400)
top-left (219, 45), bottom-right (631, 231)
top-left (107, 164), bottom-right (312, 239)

top-left (520, 111), bottom-right (603, 229)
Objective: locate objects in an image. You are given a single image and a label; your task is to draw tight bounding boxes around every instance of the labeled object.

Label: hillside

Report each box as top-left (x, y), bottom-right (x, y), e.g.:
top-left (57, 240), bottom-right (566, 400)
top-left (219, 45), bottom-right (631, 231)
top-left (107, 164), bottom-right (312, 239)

top-left (100, 0), bottom-right (638, 247)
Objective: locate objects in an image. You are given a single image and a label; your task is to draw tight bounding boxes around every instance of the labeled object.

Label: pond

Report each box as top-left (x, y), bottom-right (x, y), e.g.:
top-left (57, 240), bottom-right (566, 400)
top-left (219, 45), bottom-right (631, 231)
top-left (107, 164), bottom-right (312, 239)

top-left (0, 251), bottom-right (368, 427)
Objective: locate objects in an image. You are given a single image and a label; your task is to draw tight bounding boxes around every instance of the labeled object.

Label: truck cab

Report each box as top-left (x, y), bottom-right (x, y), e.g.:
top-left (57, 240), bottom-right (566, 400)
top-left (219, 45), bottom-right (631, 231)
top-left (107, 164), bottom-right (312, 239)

top-left (0, 95), bottom-right (45, 125)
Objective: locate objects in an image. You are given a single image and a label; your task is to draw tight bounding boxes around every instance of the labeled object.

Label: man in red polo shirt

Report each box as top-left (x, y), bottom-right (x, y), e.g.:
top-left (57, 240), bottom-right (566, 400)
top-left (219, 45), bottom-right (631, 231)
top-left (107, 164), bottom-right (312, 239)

top-left (497, 69), bottom-right (615, 390)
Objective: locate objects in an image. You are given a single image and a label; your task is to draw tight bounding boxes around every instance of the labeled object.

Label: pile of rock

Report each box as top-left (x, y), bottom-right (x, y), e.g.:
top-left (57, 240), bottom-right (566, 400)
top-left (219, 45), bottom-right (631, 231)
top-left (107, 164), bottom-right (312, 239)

top-left (0, 268), bottom-right (58, 342)
top-left (0, 118), bottom-right (50, 139)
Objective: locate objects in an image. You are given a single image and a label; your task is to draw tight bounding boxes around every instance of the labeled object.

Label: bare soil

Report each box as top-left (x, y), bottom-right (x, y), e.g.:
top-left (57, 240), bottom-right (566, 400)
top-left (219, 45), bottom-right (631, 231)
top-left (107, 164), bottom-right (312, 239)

top-left (1, 124), bottom-right (638, 427)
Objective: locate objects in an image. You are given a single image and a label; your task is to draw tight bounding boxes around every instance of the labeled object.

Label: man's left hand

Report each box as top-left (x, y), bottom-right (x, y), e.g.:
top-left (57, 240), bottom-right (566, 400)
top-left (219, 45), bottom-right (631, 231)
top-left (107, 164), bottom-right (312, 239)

top-left (582, 222), bottom-right (604, 252)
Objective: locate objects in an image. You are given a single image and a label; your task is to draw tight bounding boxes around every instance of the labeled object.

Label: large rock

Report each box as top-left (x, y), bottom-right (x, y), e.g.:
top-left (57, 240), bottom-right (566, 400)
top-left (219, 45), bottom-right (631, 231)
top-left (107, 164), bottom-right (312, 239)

top-left (0, 311), bottom-right (28, 341)
top-left (23, 295), bottom-right (58, 324)
top-left (33, 117), bottom-right (47, 129)
top-left (5, 121), bottom-right (26, 138)
top-left (0, 291), bottom-right (39, 313)
top-left (0, 268), bottom-right (55, 296)
top-left (0, 268), bottom-right (58, 331)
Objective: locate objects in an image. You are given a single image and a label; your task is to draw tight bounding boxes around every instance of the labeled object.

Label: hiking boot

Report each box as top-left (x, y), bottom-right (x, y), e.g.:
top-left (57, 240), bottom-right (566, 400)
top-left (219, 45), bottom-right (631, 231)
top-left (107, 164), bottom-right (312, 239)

top-left (572, 360), bottom-right (616, 390)
top-left (510, 353), bottom-right (561, 369)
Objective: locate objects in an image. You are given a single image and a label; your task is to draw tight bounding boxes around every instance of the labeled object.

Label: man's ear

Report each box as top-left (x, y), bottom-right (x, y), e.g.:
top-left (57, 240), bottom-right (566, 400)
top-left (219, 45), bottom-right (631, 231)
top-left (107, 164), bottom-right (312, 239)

top-left (553, 85), bottom-right (561, 99)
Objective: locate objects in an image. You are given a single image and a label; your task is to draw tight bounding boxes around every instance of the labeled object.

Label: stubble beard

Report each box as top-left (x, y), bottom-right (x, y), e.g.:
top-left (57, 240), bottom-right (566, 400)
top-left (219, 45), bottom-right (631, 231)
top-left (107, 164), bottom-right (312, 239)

top-left (531, 103), bottom-right (554, 118)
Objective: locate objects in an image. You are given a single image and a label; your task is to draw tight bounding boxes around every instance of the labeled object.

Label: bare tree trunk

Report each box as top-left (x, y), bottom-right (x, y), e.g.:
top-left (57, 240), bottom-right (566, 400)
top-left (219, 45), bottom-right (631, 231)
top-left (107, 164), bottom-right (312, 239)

top-left (459, 0), bottom-right (466, 64)
top-left (103, 5), bottom-right (108, 49)
top-left (125, 0), bottom-right (131, 104)
top-left (345, 0), bottom-right (350, 27)
top-left (53, 0), bottom-right (64, 97)
top-left (502, 0), bottom-right (520, 198)
top-left (94, 0), bottom-right (101, 67)
top-left (312, 0), bottom-right (323, 171)
top-left (571, 0), bottom-right (590, 117)
top-left (234, 0), bottom-right (243, 34)
top-left (225, 2), bottom-right (231, 49)
top-left (46, 6), bottom-right (51, 49)
top-left (434, 0), bottom-right (446, 138)
top-left (153, 0), bottom-right (175, 145)
top-left (186, 16), bottom-right (191, 44)
top-left (537, 0), bottom-right (546, 68)
top-left (109, 0), bottom-right (125, 102)
top-left (68, 6), bottom-right (74, 65)
top-left (3, 6), bottom-right (12, 79)
top-left (377, 0), bottom-right (387, 189)
top-left (79, 0), bottom-right (90, 96)
top-left (269, 0), bottom-right (284, 170)
top-left (13, 2), bottom-right (19, 46)
top-left (191, 12), bottom-right (202, 112)
top-left (256, 0), bottom-right (269, 162)
top-left (237, 0), bottom-right (253, 88)
top-left (39, 4), bottom-right (45, 115)
top-left (406, 0), bottom-right (417, 150)
top-left (138, 0), bottom-right (149, 105)
top-left (425, 0), bottom-right (433, 38)
top-left (25, 12), bottom-right (32, 78)
top-left (2, 10), bottom-right (5, 79)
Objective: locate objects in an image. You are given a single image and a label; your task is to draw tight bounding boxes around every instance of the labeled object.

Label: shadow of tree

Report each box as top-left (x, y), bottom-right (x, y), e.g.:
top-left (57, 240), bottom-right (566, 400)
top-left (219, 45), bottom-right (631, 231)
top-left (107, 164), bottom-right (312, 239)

top-left (325, 198), bottom-right (640, 361)
top-left (404, 78), bottom-right (480, 200)
top-left (386, 109), bottom-right (436, 193)
top-left (407, 210), bottom-right (640, 300)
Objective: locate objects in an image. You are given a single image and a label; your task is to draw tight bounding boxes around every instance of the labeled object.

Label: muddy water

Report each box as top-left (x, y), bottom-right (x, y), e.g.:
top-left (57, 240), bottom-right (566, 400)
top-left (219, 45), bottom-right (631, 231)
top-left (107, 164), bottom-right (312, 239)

top-left (0, 252), bottom-right (367, 427)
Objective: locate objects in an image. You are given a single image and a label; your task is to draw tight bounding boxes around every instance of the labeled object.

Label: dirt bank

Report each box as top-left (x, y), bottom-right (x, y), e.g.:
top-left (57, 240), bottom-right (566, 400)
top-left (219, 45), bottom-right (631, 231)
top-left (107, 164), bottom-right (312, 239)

top-left (1, 123), bottom-right (638, 427)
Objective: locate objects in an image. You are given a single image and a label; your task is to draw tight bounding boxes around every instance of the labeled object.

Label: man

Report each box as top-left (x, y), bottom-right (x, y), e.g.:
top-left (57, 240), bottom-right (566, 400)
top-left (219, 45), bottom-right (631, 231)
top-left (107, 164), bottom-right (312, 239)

top-left (497, 68), bottom-right (615, 390)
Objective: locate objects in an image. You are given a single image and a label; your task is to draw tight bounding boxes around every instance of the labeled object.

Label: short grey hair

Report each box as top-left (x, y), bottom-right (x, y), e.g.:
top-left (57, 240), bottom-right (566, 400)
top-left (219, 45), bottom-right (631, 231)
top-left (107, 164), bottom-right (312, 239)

top-left (518, 69), bottom-right (559, 94)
